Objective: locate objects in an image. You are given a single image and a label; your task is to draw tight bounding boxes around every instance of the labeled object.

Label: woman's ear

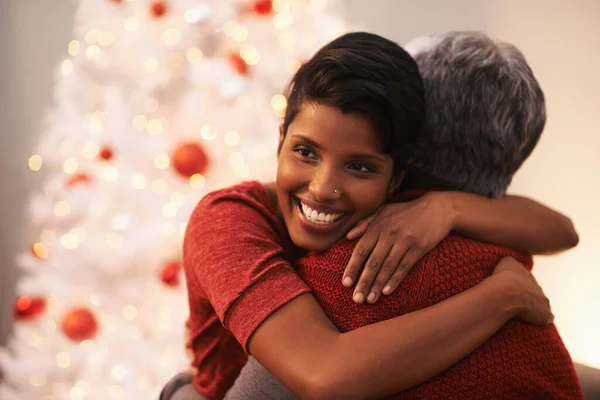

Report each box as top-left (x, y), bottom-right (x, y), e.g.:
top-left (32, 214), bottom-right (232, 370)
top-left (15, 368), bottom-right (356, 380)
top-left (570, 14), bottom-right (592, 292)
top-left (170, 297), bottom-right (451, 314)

top-left (277, 124), bottom-right (285, 157)
top-left (389, 171), bottom-right (406, 196)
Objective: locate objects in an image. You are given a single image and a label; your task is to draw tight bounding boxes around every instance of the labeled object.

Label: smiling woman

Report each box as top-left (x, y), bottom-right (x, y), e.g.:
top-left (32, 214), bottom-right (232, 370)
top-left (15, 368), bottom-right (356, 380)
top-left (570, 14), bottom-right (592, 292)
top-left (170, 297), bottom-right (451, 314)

top-left (274, 102), bottom-right (397, 253)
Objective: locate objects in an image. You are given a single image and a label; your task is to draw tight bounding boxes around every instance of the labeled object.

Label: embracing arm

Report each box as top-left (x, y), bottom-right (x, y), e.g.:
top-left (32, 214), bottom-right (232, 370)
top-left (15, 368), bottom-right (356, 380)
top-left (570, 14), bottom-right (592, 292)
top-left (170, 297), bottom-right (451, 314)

top-left (249, 258), bottom-right (550, 400)
top-left (445, 191), bottom-right (579, 255)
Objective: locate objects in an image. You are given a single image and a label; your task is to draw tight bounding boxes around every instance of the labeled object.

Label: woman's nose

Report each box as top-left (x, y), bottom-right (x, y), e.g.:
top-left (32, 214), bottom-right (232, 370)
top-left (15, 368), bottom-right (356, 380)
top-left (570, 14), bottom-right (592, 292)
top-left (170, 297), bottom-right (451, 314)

top-left (308, 166), bottom-right (342, 201)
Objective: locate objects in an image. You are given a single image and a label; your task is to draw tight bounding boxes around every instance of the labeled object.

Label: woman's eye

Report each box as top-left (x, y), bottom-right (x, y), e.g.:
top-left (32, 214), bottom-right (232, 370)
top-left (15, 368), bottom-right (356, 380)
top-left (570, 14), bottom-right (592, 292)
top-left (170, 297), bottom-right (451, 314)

top-left (295, 147), bottom-right (317, 159)
top-left (348, 163), bottom-right (372, 173)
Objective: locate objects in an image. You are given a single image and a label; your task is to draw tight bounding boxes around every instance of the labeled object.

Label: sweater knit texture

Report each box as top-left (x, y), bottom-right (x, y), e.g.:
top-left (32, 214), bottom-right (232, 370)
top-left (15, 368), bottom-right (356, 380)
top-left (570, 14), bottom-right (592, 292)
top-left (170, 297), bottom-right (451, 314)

top-left (296, 235), bottom-right (583, 399)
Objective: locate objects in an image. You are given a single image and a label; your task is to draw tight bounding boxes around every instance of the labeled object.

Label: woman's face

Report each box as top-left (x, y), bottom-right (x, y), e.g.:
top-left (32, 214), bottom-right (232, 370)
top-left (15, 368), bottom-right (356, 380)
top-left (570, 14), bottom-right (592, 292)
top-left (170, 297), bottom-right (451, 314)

top-left (276, 102), bottom-right (398, 252)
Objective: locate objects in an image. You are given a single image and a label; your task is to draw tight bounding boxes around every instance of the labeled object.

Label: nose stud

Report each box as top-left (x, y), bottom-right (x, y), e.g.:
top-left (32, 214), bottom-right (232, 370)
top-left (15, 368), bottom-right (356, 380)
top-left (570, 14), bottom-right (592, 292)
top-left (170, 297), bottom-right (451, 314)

top-left (333, 188), bottom-right (340, 194)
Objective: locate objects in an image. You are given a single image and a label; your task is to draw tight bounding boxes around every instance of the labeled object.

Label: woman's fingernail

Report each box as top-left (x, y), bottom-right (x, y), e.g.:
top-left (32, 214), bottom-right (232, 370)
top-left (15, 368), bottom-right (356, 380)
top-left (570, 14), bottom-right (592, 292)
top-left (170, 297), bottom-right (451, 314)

top-left (382, 285), bottom-right (392, 295)
top-left (343, 277), bottom-right (353, 287)
top-left (367, 292), bottom-right (376, 302)
top-left (353, 292), bottom-right (364, 303)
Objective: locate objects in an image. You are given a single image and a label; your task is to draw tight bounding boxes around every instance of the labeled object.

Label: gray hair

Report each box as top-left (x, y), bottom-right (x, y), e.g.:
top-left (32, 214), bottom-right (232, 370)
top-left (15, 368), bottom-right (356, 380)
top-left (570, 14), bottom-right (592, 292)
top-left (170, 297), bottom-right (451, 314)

top-left (402, 31), bottom-right (546, 197)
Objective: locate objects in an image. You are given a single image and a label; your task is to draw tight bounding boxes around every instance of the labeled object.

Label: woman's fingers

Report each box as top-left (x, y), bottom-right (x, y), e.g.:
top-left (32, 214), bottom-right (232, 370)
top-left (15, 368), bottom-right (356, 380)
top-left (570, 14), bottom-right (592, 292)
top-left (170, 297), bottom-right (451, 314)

top-left (365, 244), bottom-right (408, 303)
top-left (352, 239), bottom-right (393, 303)
top-left (343, 232), bottom-right (379, 288)
top-left (382, 248), bottom-right (421, 295)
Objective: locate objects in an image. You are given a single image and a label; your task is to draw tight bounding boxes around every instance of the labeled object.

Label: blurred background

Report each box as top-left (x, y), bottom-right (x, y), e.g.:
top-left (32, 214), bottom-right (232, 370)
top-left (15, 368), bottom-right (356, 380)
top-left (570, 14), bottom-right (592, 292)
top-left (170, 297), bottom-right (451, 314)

top-left (1, 0), bottom-right (599, 398)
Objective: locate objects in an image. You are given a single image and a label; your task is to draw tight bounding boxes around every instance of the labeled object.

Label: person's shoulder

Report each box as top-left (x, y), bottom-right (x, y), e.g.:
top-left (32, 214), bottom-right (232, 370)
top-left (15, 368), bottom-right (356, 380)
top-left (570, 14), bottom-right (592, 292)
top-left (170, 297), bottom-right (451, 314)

top-left (188, 180), bottom-right (279, 231)
top-left (433, 234), bottom-right (532, 267)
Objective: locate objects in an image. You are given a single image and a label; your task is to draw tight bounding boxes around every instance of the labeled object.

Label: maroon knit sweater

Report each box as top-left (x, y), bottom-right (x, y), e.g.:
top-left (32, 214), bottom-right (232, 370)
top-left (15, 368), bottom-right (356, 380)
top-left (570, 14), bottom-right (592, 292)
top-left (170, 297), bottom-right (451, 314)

top-left (296, 235), bottom-right (583, 399)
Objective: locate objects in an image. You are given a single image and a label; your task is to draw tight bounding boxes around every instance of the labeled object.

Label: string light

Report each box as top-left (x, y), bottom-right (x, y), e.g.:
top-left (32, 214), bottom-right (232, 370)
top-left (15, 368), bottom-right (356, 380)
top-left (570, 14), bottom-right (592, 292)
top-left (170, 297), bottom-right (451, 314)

top-left (186, 47), bottom-right (203, 63)
top-left (224, 130), bottom-right (240, 147)
top-left (273, 11), bottom-right (294, 30)
top-left (189, 174), bottom-right (205, 189)
top-left (56, 352), bottom-right (71, 368)
top-left (63, 158), bottom-right (79, 174)
top-left (131, 173), bottom-right (147, 189)
top-left (162, 29), bottom-right (181, 46)
top-left (200, 125), bottom-right (216, 140)
top-left (147, 119), bottom-right (163, 135)
top-left (68, 40), bottom-right (80, 56)
top-left (162, 203), bottom-right (178, 218)
top-left (61, 60), bottom-right (74, 75)
top-left (54, 201), bottom-right (71, 217)
top-left (98, 31), bottom-right (115, 47)
top-left (240, 45), bottom-right (260, 65)
top-left (132, 115), bottom-right (148, 130)
top-left (82, 142), bottom-right (100, 159)
top-left (60, 233), bottom-right (80, 250)
top-left (232, 26), bottom-right (249, 42)
top-left (85, 45), bottom-right (101, 60)
top-left (70, 387), bottom-right (85, 400)
top-left (122, 305), bottom-right (138, 320)
top-left (28, 155), bottom-right (43, 171)
top-left (106, 233), bottom-right (124, 249)
top-left (271, 94), bottom-right (287, 117)
top-left (154, 154), bottom-right (170, 169)
top-left (103, 165), bottom-right (119, 181)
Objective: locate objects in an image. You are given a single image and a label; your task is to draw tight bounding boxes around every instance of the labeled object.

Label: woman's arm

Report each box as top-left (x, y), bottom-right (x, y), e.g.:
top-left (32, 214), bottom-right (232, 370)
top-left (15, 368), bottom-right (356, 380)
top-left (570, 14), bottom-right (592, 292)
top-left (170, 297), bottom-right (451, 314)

top-left (445, 191), bottom-right (579, 255)
top-left (249, 257), bottom-right (551, 400)
top-left (343, 191), bottom-right (578, 303)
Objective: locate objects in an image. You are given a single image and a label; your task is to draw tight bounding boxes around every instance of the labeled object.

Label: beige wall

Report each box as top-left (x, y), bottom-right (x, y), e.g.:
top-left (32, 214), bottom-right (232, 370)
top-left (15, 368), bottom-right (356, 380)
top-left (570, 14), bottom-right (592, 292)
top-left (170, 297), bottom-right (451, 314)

top-left (1, 0), bottom-right (598, 368)
top-left (342, 0), bottom-right (600, 368)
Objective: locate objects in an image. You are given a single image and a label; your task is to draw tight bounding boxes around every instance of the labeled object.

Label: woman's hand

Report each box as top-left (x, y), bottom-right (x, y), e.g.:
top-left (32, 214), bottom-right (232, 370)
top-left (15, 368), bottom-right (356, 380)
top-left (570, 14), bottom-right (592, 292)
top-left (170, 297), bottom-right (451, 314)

top-left (343, 192), bottom-right (455, 304)
top-left (490, 257), bottom-right (554, 326)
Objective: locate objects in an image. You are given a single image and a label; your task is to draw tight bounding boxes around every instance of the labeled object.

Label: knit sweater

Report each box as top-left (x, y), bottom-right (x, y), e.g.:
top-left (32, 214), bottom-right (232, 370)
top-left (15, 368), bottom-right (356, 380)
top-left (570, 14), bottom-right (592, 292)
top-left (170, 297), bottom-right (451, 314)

top-left (295, 235), bottom-right (583, 399)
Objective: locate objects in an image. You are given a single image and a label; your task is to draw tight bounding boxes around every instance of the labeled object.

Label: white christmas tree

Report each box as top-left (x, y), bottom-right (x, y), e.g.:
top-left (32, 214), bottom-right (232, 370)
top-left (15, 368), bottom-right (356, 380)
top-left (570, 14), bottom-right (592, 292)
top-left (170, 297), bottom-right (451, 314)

top-left (0, 1), bottom-right (344, 398)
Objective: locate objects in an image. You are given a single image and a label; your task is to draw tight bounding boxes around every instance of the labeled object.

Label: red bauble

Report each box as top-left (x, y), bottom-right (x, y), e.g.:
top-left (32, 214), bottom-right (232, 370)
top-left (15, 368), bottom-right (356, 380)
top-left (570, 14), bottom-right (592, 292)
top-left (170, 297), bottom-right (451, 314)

top-left (172, 142), bottom-right (209, 178)
top-left (109, 0), bottom-right (123, 3)
top-left (14, 296), bottom-right (46, 321)
top-left (61, 308), bottom-right (98, 342)
top-left (99, 146), bottom-right (113, 161)
top-left (228, 52), bottom-right (249, 76)
top-left (253, 0), bottom-right (273, 16)
top-left (67, 173), bottom-right (92, 187)
top-left (150, 1), bottom-right (167, 17)
top-left (160, 261), bottom-right (182, 287)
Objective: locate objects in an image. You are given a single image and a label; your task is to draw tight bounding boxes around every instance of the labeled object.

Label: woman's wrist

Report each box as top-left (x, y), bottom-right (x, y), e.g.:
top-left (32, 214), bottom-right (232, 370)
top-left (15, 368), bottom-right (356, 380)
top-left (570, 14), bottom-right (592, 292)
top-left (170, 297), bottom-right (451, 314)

top-left (425, 191), bottom-right (459, 231)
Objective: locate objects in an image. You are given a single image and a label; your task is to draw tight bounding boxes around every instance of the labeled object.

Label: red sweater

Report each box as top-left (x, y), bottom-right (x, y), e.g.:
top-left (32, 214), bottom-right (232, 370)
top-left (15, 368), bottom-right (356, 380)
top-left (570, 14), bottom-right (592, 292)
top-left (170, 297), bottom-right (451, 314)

top-left (183, 181), bottom-right (311, 399)
top-left (296, 236), bottom-right (583, 399)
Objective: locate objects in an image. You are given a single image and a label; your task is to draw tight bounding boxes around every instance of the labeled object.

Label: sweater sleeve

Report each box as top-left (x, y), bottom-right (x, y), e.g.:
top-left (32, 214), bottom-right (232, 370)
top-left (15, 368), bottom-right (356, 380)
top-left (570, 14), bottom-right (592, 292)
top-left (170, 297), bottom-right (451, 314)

top-left (184, 184), bottom-right (311, 351)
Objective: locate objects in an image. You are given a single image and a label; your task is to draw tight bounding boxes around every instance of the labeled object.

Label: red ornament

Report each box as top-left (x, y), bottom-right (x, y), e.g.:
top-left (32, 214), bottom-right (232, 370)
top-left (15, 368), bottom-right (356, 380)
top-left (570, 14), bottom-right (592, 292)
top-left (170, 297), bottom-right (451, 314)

top-left (228, 52), bottom-right (249, 76)
top-left (160, 261), bottom-right (182, 287)
top-left (98, 146), bottom-right (113, 161)
top-left (109, 0), bottom-right (123, 3)
top-left (14, 296), bottom-right (46, 321)
top-left (172, 142), bottom-right (209, 178)
top-left (67, 173), bottom-right (92, 187)
top-left (61, 308), bottom-right (98, 342)
top-left (150, 1), bottom-right (167, 17)
top-left (253, 0), bottom-right (273, 16)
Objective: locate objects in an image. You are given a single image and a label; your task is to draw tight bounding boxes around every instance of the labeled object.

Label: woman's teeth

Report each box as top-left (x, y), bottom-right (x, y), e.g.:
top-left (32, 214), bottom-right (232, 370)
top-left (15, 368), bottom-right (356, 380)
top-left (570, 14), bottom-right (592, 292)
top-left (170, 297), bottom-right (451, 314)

top-left (300, 201), bottom-right (343, 225)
